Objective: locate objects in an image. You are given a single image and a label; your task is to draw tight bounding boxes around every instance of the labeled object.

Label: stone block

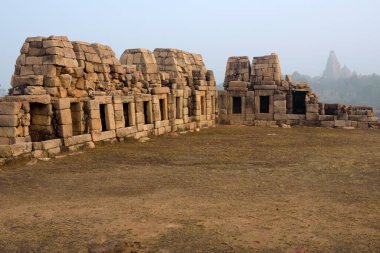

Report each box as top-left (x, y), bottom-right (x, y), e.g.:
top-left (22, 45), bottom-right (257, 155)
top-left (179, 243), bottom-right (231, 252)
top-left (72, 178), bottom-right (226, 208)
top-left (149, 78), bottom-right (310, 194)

top-left (89, 109), bottom-right (100, 119)
top-left (0, 127), bottom-right (18, 137)
top-left (321, 121), bottom-right (335, 128)
top-left (334, 120), bottom-right (346, 128)
top-left (358, 122), bottom-right (369, 129)
top-left (43, 55), bottom-right (66, 66)
top-left (306, 113), bottom-right (318, 121)
top-left (42, 65), bottom-right (57, 77)
top-left (11, 143), bottom-right (32, 157)
top-left (228, 81), bottom-right (248, 88)
top-left (45, 47), bottom-right (65, 56)
top-left (20, 66), bottom-right (34, 76)
top-left (0, 145), bottom-right (12, 158)
top-left (57, 109), bottom-right (72, 124)
top-left (227, 87), bottom-right (248, 91)
top-left (0, 115), bottom-right (19, 127)
top-left (274, 113), bottom-right (287, 120)
top-left (89, 118), bottom-right (101, 131)
top-left (9, 136), bottom-right (31, 144)
top-left (13, 75), bottom-right (44, 86)
top-left (57, 124), bottom-right (72, 138)
top-left (105, 104), bottom-right (116, 130)
top-left (91, 130), bottom-right (116, 142)
top-left (48, 147), bottom-right (61, 157)
top-left (44, 77), bottom-right (61, 87)
top-left (86, 100), bottom-right (99, 110)
top-left (25, 86), bottom-right (46, 95)
top-left (0, 137), bottom-right (9, 145)
top-left (116, 127), bottom-right (137, 137)
top-left (60, 74), bottom-right (72, 88)
top-left (41, 139), bottom-right (62, 150)
top-left (0, 102), bottom-right (22, 115)
top-left (151, 87), bottom-right (170, 94)
top-left (43, 40), bottom-right (64, 48)
top-left (52, 98), bottom-right (70, 110)
top-left (306, 104), bottom-right (319, 113)
top-left (115, 120), bottom-right (124, 129)
top-left (319, 115), bottom-right (335, 121)
top-left (63, 133), bottom-right (92, 146)
top-left (32, 150), bottom-right (48, 159)
top-left (25, 56), bottom-right (43, 65)
top-left (254, 85), bottom-right (277, 90)
top-left (274, 94), bottom-right (286, 100)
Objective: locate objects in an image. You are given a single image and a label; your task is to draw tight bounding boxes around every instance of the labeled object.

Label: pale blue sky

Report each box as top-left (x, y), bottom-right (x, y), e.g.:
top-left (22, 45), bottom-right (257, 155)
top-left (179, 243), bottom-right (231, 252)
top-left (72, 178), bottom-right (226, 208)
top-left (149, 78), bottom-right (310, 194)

top-left (0, 0), bottom-right (379, 88)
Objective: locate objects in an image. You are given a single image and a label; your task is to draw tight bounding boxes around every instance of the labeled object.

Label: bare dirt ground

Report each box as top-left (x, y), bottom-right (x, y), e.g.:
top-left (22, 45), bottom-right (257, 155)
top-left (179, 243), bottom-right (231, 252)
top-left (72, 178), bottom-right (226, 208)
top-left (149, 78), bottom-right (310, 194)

top-left (0, 125), bottom-right (380, 252)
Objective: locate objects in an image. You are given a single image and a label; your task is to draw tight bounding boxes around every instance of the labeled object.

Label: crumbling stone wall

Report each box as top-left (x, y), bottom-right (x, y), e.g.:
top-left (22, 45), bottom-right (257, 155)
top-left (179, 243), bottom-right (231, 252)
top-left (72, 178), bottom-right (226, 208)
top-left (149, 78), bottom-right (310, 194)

top-left (219, 53), bottom-right (379, 128)
top-left (0, 36), bottom-right (217, 165)
top-left (120, 48), bottom-right (161, 88)
top-left (223, 56), bottom-right (250, 89)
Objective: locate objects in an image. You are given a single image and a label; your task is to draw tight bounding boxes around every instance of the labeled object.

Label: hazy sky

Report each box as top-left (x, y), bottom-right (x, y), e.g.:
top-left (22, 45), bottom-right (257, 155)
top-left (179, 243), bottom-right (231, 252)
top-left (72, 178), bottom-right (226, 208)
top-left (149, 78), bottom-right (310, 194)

top-left (0, 0), bottom-right (379, 88)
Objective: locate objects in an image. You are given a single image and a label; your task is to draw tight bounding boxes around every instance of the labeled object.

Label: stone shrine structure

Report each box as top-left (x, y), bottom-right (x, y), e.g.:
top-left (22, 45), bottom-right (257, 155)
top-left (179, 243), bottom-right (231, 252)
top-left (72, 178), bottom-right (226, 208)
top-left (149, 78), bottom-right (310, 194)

top-left (0, 36), bottom-right (217, 163)
top-left (0, 36), bottom-right (378, 165)
top-left (218, 53), bottom-right (379, 128)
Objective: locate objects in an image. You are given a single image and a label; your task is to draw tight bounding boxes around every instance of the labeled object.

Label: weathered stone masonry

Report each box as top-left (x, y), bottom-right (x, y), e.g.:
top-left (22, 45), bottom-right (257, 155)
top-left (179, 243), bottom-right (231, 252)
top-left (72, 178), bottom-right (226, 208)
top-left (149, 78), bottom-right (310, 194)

top-left (218, 53), bottom-right (379, 128)
top-left (0, 36), bottom-right (217, 163)
top-left (0, 36), bottom-right (378, 165)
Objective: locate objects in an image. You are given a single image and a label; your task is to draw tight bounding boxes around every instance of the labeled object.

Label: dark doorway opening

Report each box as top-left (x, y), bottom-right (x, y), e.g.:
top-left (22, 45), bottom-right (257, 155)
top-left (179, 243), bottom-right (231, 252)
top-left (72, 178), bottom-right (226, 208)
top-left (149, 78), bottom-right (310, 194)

top-left (71, 102), bottom-right (87, 136)
top-left (143, 101), bottom-right (150, 124)
top-left (211, 96), bottom-right (215, 114)
top-left (260, 96), bottom-right (270, 113)
top-left (123, 103), bottom-right (130, 127)
top-left (232, 97), bottom-right (242, 114)
top-left (159, 99), bottom-right (166, 120)
top-left (189, 96), bottom-right (196, 116)
top-left (30, 103), bottom-right (56, 142)
top-left (99, 104), bottom-right (107, 131)
top-left (200, 96), bottom-right (205, 115)
top-left (292, 91), bottom-right (306, 114)
top-left (176, 97), bottom-right (182, 119)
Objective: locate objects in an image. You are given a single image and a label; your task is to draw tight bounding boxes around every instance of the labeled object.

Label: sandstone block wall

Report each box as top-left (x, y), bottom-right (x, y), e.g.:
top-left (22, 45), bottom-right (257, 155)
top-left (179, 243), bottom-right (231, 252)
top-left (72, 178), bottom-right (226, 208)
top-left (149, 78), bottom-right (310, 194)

top-left (219, 53), bottom-right (379, 129)
top-left (0, 36), bottom-right (217, 165)
top-left (223, 56), bottom-right (250, 89)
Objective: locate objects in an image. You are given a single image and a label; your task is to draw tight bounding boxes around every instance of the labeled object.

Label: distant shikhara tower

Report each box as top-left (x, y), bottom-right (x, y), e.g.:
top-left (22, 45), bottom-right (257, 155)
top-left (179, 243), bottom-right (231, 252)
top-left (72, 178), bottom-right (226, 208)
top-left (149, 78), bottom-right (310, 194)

top-left (322, 50), bottom-right (352, 80)
top-left (323, 51), bottom-right (341, 80)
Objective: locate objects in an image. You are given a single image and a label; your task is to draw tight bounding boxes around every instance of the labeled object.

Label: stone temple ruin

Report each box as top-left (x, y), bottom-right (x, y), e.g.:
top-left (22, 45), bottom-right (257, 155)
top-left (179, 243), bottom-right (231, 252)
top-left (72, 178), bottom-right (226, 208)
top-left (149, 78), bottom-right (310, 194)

top-left (218, 53), bottom-right (379, 127)
top-left (0, 36), bottom-right (378, 164)
top-left (0, 36), bottom-right (217, 163)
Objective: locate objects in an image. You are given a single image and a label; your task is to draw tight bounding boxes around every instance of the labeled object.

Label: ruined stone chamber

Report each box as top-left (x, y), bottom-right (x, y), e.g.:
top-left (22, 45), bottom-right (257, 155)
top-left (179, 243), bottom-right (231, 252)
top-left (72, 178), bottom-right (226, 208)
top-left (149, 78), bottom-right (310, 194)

top-left (0, 36), bottom-right (217, 163)
top-left (218, 53), bottom-right (379, 128)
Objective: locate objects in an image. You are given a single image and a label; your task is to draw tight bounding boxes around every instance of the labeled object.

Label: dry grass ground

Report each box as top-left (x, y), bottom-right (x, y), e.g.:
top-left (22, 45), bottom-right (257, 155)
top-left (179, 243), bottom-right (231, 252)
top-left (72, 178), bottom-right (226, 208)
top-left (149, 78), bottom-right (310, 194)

top-left (0, 125), bottom-right (380, 252)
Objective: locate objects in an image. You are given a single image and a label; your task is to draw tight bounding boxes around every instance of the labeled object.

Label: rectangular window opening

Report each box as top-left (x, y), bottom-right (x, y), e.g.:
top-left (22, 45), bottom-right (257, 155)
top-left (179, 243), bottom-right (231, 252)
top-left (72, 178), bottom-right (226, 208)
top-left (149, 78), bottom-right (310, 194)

top-left (201, 96), bottom-right (205, 115)
top-left (260, 96), bottom-right (270, 113)
top-left (123, 103), bottom-right (130, 127)
top-left (292, 91), bottom-right (306, 114)
top-left (159, 99), bottom-right (166, 121)
top-left (143, 101), bottom-right (151, 124)
top-left (99, 104), bottom-right (107, 131)
top-left (29, 103), bottom-right (56, 142)
top-left (176, 97), bottom-right (182, 119)
top-left (232, 96), bottom-right (242, 114)
top-left (71, 102), bottom-right (87, 136)
top-left (211, 96), bottom-right (215, 114)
